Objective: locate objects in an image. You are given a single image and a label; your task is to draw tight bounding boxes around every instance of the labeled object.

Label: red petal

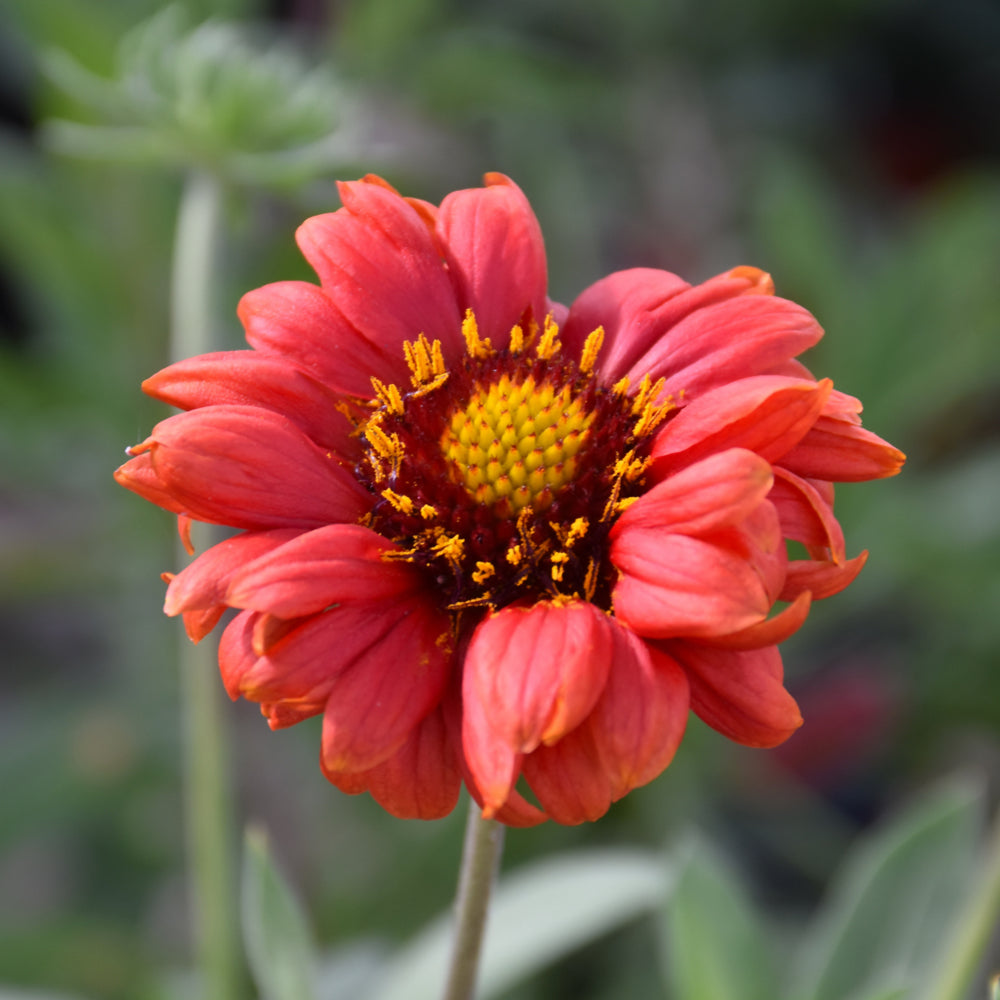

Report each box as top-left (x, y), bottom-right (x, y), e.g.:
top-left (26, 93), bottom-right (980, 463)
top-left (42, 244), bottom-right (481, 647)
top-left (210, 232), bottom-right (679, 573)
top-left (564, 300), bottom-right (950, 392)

top-left (626, 294), bottom-right (823, 402)
top-left (650, 376), bottom-right (833, 475)
top-left (437, 174), bottom-right (547, 345)
top-left (146, 405), bottom-right (370, 530)
top-left (612, 448), bottom-right (773, 537)
top-left (562, 266), bottom-right (774, 381)
top-left (142, 351), bottom-right (359, 454)
top-left (321, 706), bottom-right (462, 820)
top-left (226, 524), bottom-right (418, 617)
top-left (218, 610), bottom-right (260, 699)
top-left (668, 642), bottom-right (803, 747)
top-left (696, 591), bottom-right (812, 650)
top-left (779, 416), bottom-right (906, 482)
top-left (780, 550), bottom-right (868, 602)
top-left (320, 596), bottom-right (453, 772)
top-left (770, 467), bottom-right (845, 560)
top-left (296, 179), bottom-right (463, 361)
top-left (238, 280), bottom-right (406, 397)
top-left (462, 601), bottom-right (613, 816)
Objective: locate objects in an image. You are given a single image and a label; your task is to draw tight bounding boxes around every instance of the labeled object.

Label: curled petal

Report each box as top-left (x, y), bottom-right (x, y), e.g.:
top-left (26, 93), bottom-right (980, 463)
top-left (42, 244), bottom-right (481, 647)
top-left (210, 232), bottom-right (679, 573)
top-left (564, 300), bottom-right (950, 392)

top-left (143, 405), bottom-right (370, 530)
top-left (114, 451), bottom-right (187, 514)
top-left (696, 591), bottom-right (813, 650)
top-left (226, 524), bottom-right (418, 617)
top-left (612, 448), bottom-right (773, 537)
top-left (462, 601), bottom-right (613, 816)
top-left (142, 351), bottom-right (359, 454)
top-left (521, 728), bottom-right (611, 825)
top-left (218, 610), bottom-right (261, 700)
top-left (563, 266), bottom-right (775, 380)
top-left (781, 550), bottom-right (869, 602)
top-left (626, 294), bottom-right (824, 402)
top-left (770, 467), bottom-right (845, 561)
top-left (437, 173), bottom-right (547, 345)
top-left (296, 178), bottom-right (463, 361)
top-left (164, 528), bottom-right (301, 639)
top-left (651, 376), bottom-right (832, 476)
top-left (239, 280), bottom-right (407, 397)
top-left (321, 706), bottom-right (462, 820)
top-left (669, 642), bottom-right (803, 747)
top-left (779, 416), bottom-right (906, 482)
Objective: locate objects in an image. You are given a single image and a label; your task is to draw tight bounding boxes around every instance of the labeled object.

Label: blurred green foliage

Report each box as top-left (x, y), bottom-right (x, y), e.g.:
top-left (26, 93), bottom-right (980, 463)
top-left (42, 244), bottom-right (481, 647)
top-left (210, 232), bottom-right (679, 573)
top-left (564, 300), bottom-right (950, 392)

top-left (2, 0), bottom-right (999, 997)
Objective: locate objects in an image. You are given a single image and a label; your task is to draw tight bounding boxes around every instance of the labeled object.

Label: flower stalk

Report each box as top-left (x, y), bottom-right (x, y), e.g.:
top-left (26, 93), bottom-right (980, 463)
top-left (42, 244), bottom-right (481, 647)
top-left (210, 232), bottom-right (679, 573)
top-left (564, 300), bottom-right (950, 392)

top-left (442, 800), bottom-right (506, 1000)
top-left (172, 169), bottom-right (242, 1000)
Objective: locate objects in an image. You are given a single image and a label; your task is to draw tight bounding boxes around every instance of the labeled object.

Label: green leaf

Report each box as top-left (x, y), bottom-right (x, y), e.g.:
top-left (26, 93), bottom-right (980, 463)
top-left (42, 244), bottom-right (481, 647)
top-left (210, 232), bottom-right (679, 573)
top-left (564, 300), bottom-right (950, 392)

top-left (368, 849), bottom-right (668, 1000)
top-left (790, 779), bottom-right (983, 1000)
top-left (661, 837), bottom-right (778, 1000)
top-left (241, 825), bottom-right (319, 1000)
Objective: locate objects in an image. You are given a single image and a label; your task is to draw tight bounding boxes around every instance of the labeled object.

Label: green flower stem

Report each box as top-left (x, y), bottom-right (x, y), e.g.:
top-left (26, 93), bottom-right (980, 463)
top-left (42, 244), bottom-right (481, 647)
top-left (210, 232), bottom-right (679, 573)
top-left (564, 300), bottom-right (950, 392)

top-left (925, 802), bottom-right (1000, 1000)
top-left (171, 170), bottom-right (242, 1000)
top-left (442, 799), bottom-right (506, 1000)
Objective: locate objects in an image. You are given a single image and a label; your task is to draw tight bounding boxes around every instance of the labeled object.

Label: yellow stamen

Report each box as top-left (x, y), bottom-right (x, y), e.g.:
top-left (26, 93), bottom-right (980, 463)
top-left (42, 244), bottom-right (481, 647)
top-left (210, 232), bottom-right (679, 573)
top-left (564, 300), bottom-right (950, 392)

top-left (472, 561), bottom-right (495, 584)
top-left (613, 375), bottom-right (631, 396)
top-left (462, 310), bottom-right (494, 359)
top-left (566, 517), bottom-right (589, 546)
top-left (579, 326), bottom-right (605, 374)
top-left (371, 377), bottom-right (404, 415)
top-left (420, 504), bottom-right (438, 520)
top-left (404, 333), bottom-right (447, 389)
top-left (381, 489), bottom-right (414, 515)
top-left (535, 315), bottom-right (561, 360)
top-left (431, 532), bottom-right (465, 564)
top-left (582, 559), bottom-right (600, 601)
top-left (509, 323), bottom-right (525, 354)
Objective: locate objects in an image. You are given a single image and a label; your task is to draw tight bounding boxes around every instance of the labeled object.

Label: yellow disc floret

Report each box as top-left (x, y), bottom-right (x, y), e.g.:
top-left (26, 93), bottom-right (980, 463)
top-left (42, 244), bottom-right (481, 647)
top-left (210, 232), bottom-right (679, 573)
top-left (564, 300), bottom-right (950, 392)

top-left (440, 373), bottom-right (595, 514)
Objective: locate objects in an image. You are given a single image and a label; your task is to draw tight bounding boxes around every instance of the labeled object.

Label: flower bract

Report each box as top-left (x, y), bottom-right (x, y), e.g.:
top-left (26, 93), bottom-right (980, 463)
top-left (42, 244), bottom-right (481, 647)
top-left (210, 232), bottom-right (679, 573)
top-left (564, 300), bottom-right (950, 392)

top-left (116, 173), bottom-right (904, 825)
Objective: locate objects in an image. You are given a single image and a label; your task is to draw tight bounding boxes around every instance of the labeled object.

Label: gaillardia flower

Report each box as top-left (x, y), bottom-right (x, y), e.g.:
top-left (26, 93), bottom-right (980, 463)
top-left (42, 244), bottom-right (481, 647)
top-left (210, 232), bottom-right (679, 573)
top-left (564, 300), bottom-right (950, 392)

top-left (116, 174), bottom-right (904, 825)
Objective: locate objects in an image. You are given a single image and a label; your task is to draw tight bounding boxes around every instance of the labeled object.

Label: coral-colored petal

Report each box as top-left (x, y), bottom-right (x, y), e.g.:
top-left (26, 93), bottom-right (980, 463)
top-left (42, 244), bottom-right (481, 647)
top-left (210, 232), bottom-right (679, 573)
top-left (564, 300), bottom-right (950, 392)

top-left (226, 524), bottom-right (418, 617)
top-left (296, 179), bottom-right (463, 361)
top-left (437, 174), bottom-right (547, 346)
top-left (562, 265), bottom-right (775, 381)
top-left (321, 706), bottom-right (462, 820)
top-left (650, 376), bottom-right (832, 475)
top-left (696, 591), bottom-right (812, 650)
top-left (770, 467), bottom-right (845, 560)
top-left (142, 351), bottom-right (359, 454)
top-left (780, 550), bottom-right (869, 602)
top-left (611, 529), bottom-right (771, 639)
top-left (164, 528), bottom-right (301, 639)
top-left (626, 294), bottom-right (823, 402)
top-left (521, 728), bottom-right (611, 825)
top-left (779, 416), bottom-right (906, 482)
top-left (146, 405), bottom-right (370, 530)
top-left (320, 596), bottom-right (453, 772)
top-left (462, 601), bottom-right (613, 816)
top-left (114, 451), bottom-right (187, 514)
top-left (668, 642), bottom-right (803, 747)
top-left (590, 630), bottom-right (690, 797)
top-left (612, 448), bottom-right (773, 537)
top-left (238, 280), bottom-right (406, 397)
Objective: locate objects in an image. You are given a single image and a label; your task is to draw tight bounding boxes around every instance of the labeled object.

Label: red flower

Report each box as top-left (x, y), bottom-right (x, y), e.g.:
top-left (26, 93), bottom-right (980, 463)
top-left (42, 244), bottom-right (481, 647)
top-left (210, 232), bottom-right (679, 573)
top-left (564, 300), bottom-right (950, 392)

top-left (115, 174), bottom-right (904, 825)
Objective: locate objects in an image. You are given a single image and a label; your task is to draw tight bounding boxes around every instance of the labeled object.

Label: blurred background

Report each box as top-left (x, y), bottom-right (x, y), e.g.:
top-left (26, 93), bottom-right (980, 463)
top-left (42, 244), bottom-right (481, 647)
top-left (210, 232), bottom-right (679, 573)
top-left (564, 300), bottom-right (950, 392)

top-left (2, 0), bottom-right (1000, 997)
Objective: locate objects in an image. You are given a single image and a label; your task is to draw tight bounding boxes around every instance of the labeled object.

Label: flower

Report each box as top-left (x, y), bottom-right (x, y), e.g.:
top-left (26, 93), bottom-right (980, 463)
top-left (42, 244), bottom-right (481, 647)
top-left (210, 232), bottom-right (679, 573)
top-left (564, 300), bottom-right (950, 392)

top-left (115, 173), bottom-right (904, 826)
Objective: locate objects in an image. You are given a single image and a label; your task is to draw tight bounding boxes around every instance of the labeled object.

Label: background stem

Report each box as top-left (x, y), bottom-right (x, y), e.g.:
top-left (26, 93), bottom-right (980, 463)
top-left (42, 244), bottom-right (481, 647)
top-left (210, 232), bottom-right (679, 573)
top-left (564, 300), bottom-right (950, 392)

top-left (924, 803), bottom-right (1000, 1000)
top-left (171, 169), bottom-right (242, 1000)
top-left (442, 800), bottom-right (506, 1000)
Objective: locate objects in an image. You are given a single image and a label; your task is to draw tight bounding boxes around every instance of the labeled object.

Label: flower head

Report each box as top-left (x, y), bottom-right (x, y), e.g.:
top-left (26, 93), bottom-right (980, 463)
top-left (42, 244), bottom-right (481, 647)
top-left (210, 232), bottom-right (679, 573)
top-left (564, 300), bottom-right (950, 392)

top-left (116, 173), bottom-right (904, 825)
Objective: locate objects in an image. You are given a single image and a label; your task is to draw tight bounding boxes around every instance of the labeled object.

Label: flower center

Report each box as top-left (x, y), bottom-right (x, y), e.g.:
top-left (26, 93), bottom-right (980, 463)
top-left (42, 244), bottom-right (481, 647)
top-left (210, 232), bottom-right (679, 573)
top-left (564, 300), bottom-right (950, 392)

top-left (356, 311), bottom-right (674, 623)
top-left (439, 373), bottom-right (594, 514)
